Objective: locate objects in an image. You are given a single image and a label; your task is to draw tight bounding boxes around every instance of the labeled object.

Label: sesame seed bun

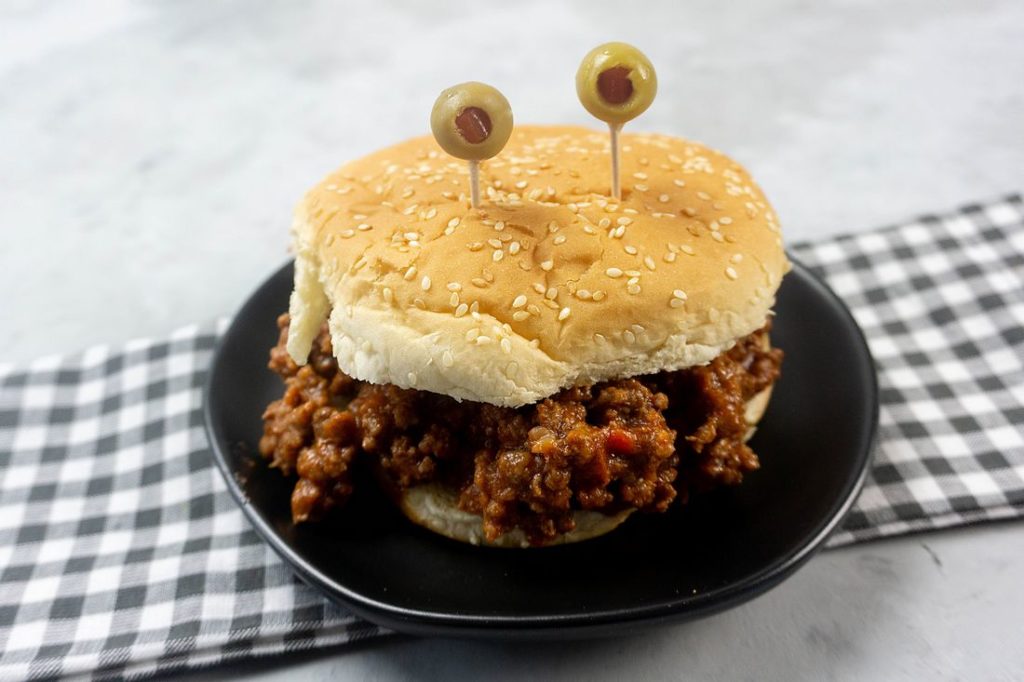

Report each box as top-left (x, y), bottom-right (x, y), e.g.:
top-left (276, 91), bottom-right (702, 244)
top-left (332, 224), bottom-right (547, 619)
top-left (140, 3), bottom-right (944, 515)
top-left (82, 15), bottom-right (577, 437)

top-left (396, 382), bottom-right (773, 548)
top-left (287, 125), bottom-right (788, 407)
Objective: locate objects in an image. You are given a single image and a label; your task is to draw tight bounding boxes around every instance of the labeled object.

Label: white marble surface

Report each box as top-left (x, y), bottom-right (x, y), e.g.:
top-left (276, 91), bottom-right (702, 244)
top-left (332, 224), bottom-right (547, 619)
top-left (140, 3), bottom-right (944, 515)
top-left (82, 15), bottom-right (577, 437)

top-left (2, 0), bottom-right (1023, 679)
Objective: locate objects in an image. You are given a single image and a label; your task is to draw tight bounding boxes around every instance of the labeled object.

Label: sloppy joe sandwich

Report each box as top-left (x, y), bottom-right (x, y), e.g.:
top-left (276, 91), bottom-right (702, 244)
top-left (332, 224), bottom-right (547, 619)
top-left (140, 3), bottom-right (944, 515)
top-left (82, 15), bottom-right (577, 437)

top-left (260, 125), bottom-right (787, 547)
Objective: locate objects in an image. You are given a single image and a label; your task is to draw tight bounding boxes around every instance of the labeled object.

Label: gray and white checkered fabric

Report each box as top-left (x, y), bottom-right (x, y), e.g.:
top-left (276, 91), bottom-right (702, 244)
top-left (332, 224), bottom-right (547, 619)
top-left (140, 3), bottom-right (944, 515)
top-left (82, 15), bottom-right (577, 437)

top-left (796, 195), bottom-right (1024, 545)
top-left (2, 195), bottom-right (1023, 679)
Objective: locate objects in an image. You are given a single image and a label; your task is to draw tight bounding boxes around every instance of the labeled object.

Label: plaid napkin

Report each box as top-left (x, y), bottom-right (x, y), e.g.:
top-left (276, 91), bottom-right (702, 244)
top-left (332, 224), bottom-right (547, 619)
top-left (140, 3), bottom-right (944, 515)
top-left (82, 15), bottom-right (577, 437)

top-left (2, 194), bottom-right (1023, 680)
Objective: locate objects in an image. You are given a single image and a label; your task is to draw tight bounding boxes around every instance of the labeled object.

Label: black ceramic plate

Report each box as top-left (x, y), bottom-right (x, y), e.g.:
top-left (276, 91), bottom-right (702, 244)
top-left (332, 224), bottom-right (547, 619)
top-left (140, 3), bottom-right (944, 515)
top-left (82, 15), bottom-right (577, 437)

top-left (204, 258), bottom-right (877, 639)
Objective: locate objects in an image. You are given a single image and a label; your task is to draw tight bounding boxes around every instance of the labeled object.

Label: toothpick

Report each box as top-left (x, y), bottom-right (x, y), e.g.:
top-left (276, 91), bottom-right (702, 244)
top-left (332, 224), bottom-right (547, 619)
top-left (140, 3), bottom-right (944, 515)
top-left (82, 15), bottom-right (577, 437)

top-left (468, 159), bottom-right (481, 209)
top-left (609, 123), bottom-right (622, 201)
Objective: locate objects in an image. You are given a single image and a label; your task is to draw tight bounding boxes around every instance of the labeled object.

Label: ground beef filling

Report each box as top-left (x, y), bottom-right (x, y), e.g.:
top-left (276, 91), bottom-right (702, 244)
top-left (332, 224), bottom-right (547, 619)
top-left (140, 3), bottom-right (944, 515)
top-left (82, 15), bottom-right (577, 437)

top-left (259, 314), bottom-right (782, 545)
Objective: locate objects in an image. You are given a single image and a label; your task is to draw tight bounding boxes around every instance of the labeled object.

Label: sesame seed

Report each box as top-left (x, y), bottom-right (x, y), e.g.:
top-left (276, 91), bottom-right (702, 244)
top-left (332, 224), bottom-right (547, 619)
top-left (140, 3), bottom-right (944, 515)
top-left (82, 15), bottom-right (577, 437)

top-left (625, 269), bottom-right (641, 277)
top-left (455, 303), bottom-right (468, 317)
top-left (548, 221), bottom-right (560, 233)
top-left (644, 256), bottom-right (657, 270)
top-left (449, 292), bottom-right (459, 306)
top-left (558, 307), bottom-right (571, 321)
top-left (697, 191), bottom-right (711, 201)
top-left (500, 338), bottom-right (512, 354)
top-left (623, 208), bottom-right (639, 215)
top-left (357, 223), bottom-right (372, 231)
top-left (531, 283), bottom-right (546, 294)
top-left (594, 333), bottom-right (606, 343)
top-left (606, 267), bottom-right (623, 278)
top-left (425, 208), bottom-right (437, 219)
top-left (634, 183), bottom-right (649, 192)
top-left (527, 304), bottom-right (541, 316)
top-left (495, 220), bottom-right (506, 231)
top-left (405, 231), bottom-right (419, 241)
top-left (553, 235), bottom-right (567, 245)
top-left (582, 225), bottom-right (595, 235)
top-left (719, 216), bottom-right (733, 225)
top-left (492, 250), bottom-right (504, 262)
top-left (711, 232), bottom-right (725, 243)
top-left (633, 172), bottom-right (648, 180)
top-left (509, 241), bottom-right (521, 255)
top-left (446, 282), bottom-right (462, 292)
top-left (624, 245), bottom-right (638, 255)
top-left (448, 217), bottom-right (460, 229)
top-left (617, 217), bottom-right (633, 226)
top-left (540, 260), bottom-right (553, 271)
top-left (472, 277), bottom-right (488, 288)
top-left (627, 284), bottom-right (641, 295)
top-left (421, 276), bottom-right (431, 291)
top-left (512, 294), bottom-right (527, 308)
top-left (623, 330), bottom-right (636, 344)
top-left (658, 194), bottom-right (670, 203)
top-left (475, 335), bottom-right (492, 345)
top-left (627, 276), bottom-right (640, 286)
top-left (413, 297), bottom-right (425, 309)
top-left (669, 297), bottom-right (686, 308)
top-left (598, 218), bottom-right (611, 229)
top-left (592, 290), bottom-right (607, 301)
top-left (383, 287), bottom-right (393, 304)
top-left (673, 178), bottom-right (686, 187)
top-left (542, 287), bottom-right (557, 300)
top-left (731, 253), bottom-right (743, 263)
top-left (487, 238), bottom-right (502, 248)
top-left (576, 289), bottom-right (592, 299)
top-left (664, 252), bottom-right (678, 263)
top-left (725, 267), bottom-right (739, 280)
top-left (515, 180), bottom-right (528, 189)
top-left (468, 242), bottom-right (483, 251)
top-left (442, 350), bottom-right (454, 367)
top-left (466, 329), bottom-right (480, 341)
top-left (341, 229), bottom-right (355, 238)
top-left (680, 244), bottom-right (695, 255)
top-left (483, 270), bottom-right (495, 283)
top-left (470, 301), bottom-right (480, 313)
top-left (613, 225), bottom-right (626, 238)
top-left (512, 311), bottom-right (530, 322)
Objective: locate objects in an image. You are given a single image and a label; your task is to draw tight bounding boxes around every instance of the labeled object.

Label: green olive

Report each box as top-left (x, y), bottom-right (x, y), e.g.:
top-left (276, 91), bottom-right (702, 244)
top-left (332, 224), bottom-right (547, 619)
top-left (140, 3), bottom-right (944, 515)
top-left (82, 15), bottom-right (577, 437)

top-left (430, 82), bottom-right (513, 161)
top-left (576, 42), bottom-right (657, 125)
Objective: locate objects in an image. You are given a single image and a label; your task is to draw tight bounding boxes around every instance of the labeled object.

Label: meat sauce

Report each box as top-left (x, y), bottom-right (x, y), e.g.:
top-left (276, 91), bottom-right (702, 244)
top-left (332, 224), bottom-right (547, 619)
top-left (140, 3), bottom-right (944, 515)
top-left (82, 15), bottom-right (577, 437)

top-left (260, 314), bottom-right (782, 544)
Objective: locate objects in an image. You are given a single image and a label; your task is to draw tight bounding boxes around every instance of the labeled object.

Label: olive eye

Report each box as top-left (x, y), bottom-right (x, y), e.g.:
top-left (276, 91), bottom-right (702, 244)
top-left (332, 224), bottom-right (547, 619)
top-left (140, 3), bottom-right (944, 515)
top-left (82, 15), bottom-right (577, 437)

top-left (430, 82), bottom-right (513, 161)
top-left (576, 42), bottom-right (657, 126)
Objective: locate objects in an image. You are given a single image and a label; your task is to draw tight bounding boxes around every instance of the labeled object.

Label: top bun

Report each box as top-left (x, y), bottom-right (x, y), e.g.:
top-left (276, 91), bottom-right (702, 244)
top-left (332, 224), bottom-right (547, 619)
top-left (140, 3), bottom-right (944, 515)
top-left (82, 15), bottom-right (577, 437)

top-left (287, 125), bottom-right (788, 407)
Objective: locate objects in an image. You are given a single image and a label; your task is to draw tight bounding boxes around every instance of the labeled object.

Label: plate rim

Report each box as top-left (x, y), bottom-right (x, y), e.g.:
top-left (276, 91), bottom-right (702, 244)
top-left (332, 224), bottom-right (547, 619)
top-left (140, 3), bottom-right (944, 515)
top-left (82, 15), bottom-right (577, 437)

top-left (203, 254), bottom-right (878, 637)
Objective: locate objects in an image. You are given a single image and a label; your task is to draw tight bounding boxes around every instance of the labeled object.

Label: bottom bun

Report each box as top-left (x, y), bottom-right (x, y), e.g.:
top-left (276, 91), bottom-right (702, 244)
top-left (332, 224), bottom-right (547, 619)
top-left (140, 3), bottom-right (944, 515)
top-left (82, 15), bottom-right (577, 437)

top-left (397, 384), bottom-right (775, 549)
top-left (398, 484), bottom-right (635, 549)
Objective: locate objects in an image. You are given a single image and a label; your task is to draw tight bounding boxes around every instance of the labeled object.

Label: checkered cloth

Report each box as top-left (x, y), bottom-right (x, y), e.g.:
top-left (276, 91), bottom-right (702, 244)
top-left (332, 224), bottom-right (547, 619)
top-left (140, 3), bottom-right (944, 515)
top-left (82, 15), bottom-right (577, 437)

top-left (2, 195), bottom-right (1023, 680)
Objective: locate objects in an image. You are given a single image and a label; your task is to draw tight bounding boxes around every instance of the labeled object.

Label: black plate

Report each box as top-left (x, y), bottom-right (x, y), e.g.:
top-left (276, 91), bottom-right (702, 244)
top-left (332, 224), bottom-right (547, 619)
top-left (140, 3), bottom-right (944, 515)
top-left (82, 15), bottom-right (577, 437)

top-left (204, 258), bottom-right (877, 639)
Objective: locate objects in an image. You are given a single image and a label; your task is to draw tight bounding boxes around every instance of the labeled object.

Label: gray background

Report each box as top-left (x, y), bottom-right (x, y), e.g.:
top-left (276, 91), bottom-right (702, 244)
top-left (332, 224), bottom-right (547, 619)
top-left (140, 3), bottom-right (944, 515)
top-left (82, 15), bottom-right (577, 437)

top-left (2, 0), bottom-right (1023, 679)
